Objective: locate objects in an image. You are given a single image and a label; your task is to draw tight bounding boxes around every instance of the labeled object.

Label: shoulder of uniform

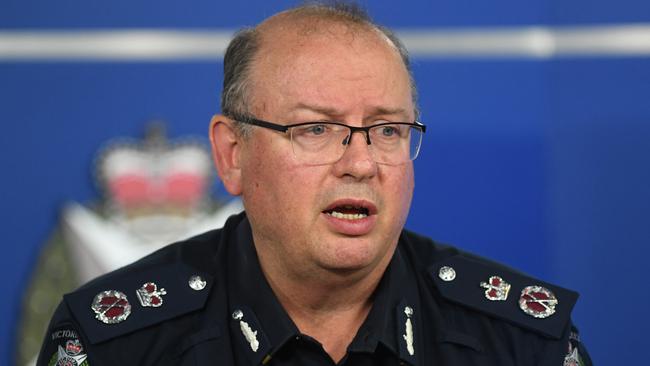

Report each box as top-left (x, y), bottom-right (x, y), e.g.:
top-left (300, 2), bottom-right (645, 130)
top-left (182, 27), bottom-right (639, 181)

top-left (399, 229), bottom-right (462, 263)
top-left (62, 230), bottom-right (222, 345)
top-left (426, 252), bottom-right (579, 339)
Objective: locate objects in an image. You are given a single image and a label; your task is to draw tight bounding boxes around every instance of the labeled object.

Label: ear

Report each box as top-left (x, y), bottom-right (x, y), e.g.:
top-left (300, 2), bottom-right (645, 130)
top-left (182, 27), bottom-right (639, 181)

top-left (210, 114), bottom-right (243, 195)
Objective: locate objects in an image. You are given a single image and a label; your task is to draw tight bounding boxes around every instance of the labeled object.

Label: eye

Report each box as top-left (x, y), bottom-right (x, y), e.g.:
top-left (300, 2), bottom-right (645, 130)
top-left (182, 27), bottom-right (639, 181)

top-left (293, 123), bottom-right (334, 138)
top-left (307, 124), bottom-right (327, 135)
top-left (379, 125), bottom-right (399, 137)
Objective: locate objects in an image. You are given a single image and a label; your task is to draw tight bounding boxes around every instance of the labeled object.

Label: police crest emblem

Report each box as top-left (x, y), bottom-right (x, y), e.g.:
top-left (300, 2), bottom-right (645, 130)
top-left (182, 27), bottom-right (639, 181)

top-left (17, 123), bottom-right (243, 364)
top-left (45, 326), bottom-right (89, 366)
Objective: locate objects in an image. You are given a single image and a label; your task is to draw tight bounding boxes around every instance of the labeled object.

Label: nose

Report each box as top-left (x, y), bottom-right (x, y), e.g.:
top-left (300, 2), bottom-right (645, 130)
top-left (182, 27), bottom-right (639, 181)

top-left (332, 130), bottom-right (377, 180)
top-left (341, 129), bottom-right (372, 146)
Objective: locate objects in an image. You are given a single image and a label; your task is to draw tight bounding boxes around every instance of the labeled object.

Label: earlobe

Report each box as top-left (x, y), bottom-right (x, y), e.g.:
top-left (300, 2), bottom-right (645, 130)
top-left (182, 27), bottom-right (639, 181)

top-left (209, 115), bottom-right (243, 195)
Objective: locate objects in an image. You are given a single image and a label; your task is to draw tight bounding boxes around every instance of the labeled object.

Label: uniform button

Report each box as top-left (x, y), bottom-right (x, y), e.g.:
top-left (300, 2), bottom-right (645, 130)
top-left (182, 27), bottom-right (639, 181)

top-left (188, 275), bottom-right (207, 291)
top-left (438, 266), bottom-right (456, 281)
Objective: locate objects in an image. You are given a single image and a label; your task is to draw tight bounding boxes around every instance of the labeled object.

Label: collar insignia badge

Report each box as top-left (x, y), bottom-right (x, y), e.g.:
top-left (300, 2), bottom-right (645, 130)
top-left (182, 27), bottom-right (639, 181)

top-left (480, 276), bottom-right (511, 301)
top-left (519, 285), bottom-right (558, 318)
top-left (403, 306), bottom-right (415, 356)
top-left (233, 309), bottom-right (259, 352)
top-left (136, 282), bottom-right (167, 307)
top-left (91, 290), bottom-right (131, 324)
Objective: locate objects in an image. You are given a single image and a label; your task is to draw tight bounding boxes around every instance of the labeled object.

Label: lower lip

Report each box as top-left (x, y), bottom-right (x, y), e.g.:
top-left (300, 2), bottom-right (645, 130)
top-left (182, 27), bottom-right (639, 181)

top-left (322, 212), bottom-right (376, 236)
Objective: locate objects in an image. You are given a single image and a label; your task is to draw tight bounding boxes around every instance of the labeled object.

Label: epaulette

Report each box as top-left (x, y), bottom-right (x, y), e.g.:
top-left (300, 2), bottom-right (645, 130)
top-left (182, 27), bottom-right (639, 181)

top-left (64, 262), bottom-right (213, 344)
top-left (428, 254), bottom-right (578, 339)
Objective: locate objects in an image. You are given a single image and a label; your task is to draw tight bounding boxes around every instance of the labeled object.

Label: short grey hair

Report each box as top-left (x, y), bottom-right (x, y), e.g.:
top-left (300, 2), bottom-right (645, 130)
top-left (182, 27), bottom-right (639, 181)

top-left (220, 1), bottom-right (419, 137)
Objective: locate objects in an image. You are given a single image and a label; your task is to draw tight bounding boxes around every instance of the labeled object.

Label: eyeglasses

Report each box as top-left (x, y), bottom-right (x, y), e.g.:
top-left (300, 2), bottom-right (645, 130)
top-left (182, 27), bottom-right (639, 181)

top-left (231, 115), bottom-right (426, 166)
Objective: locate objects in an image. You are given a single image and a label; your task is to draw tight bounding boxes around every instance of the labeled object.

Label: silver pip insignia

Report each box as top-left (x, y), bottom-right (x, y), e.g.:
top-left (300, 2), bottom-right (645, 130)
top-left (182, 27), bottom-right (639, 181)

top-left (91, 290), bottom-right (131, 324)
top-left (519, 285), bottom-right (558, 318)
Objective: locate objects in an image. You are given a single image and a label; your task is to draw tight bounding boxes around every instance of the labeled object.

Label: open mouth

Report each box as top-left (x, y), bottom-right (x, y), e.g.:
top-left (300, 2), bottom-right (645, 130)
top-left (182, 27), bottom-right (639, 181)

top-left (323, 204), bottom-right (371, 220)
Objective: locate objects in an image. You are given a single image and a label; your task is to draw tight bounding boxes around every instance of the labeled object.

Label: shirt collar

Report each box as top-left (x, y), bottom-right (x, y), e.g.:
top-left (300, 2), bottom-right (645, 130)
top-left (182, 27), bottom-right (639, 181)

top-left (226, 216), bottom-right (299, 365)
top-left (348, 242), bottom-right (421, 365)
top-left (226, 215), bottom-right (421, 365)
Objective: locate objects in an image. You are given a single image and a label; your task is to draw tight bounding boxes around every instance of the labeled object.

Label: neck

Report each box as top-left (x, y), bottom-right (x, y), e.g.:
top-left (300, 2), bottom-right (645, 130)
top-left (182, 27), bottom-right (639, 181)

top-left (254, 240), bottom-right (394, 363)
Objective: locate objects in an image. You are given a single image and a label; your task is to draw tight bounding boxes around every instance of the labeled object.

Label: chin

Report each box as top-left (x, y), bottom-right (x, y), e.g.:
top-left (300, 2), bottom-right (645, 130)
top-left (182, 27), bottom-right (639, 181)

top-left (321, 241), bottom-right (386, 273)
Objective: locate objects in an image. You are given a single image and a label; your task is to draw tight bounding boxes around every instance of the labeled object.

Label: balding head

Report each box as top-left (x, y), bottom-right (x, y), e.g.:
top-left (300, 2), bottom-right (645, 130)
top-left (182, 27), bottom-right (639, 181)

top-left (209, 2), bottom-right (418, 295)
top-left (220, 2), bottom-right (418, 136)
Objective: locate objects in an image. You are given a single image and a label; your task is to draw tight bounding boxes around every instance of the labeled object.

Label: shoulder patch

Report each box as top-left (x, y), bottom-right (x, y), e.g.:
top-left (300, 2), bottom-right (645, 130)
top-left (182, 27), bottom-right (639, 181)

top-left (40, 322), bottom-right (90, 366)
top-left (64, 262), bottom-right (213, 344)
top-left (428, 255), bottom-right (578, 339)
top-left (564, 325), bottom-right (593, 366)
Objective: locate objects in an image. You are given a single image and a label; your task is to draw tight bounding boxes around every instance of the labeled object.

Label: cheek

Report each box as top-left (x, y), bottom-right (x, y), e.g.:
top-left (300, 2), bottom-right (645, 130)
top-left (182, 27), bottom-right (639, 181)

top-left (240, 140), bottom-right (311, 211)
top-left (240, 141), bottom-right (277, 205)
top-left (386, 165), bottom-right (415, 215)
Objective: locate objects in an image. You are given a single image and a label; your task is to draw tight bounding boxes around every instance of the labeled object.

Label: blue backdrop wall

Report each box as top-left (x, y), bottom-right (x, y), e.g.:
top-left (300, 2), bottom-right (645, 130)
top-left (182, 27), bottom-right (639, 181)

top-left (2, 1), bottom-right (650, 364)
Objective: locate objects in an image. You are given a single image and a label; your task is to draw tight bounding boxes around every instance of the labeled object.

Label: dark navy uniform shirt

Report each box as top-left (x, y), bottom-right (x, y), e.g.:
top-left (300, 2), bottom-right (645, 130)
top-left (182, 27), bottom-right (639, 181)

top-left (37, 212), bottom-right (592, 365)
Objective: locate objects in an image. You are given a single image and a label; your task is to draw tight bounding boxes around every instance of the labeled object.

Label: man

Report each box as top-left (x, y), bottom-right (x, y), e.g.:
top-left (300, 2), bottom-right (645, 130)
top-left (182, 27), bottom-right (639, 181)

top-left (38, 3), bottom-right (591, 365)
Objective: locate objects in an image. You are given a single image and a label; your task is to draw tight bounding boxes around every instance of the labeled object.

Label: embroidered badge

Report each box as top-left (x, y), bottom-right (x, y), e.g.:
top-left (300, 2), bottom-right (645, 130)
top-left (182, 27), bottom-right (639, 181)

top-left (233, 309), bottom-right (259, 352)
top-left (91, 290), bottom-right (131, 324)
top-left (564, 346), bottom-right (583, 366)
top-left (564, 328), bottom-right (585, 366)
top-left (136, 282), bottom-right (167, 307)
top-left (46, 325), bottom-right (89, 366)
top-left (65, 339), bottom-right (83, 355)
top-left (519, 286), bottom-right (558, 318)
top-left (480, 276), bottom-right (511, 301)
top-left (403, 306), bottom-right (415, 356)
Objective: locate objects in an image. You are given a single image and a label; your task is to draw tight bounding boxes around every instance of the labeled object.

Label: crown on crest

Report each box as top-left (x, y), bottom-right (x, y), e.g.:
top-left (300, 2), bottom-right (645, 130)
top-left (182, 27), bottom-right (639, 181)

top-left (95, 122), bottom-right (213, 219)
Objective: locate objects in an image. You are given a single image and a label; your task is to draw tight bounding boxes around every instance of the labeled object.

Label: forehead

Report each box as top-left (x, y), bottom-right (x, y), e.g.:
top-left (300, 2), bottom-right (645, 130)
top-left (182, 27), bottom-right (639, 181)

top-left (248, 18), bottom-right (412, 118)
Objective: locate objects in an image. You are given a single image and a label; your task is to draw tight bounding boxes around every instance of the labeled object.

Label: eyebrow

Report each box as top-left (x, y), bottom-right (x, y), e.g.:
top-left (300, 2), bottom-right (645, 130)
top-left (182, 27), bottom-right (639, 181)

top-left (371, 106), bottom-right (409, 117)
top-left (293, 103), bottom-right (341, 117)
top-left (292, 103), bottom-right (409, 120)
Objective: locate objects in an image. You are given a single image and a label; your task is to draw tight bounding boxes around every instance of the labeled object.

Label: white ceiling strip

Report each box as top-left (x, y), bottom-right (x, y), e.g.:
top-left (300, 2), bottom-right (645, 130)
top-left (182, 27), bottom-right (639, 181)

top-left (1, 25), bottom-right (649, 61)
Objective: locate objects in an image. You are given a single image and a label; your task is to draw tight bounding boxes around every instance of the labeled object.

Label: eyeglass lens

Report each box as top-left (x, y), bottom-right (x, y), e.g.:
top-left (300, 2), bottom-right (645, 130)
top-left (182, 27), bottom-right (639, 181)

top-left (289, 123), bottom-right (423, 165)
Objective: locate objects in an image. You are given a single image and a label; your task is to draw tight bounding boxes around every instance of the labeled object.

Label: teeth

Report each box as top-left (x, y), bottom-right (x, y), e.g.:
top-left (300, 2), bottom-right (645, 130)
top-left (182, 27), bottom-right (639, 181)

top-left (328, 211), bottom-right (368, 220)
